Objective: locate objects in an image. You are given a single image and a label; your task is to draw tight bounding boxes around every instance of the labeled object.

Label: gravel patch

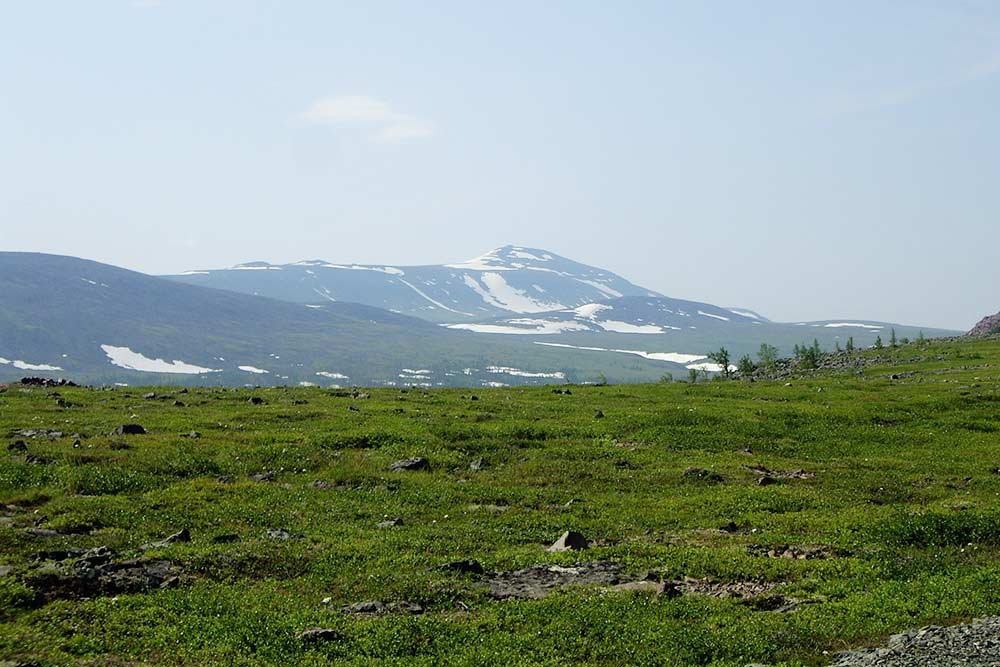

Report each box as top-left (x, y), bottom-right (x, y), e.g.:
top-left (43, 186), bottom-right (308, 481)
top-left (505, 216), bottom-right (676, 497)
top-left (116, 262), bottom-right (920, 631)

top-left (830, 617), bottom-right (1000, 666)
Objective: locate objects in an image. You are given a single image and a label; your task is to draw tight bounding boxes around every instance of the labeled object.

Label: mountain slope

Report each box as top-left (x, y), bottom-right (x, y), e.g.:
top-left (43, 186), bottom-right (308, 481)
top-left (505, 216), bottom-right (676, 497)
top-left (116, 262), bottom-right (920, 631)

top-left (0, 253), bottom-right (681, 386)
top-left (165, 245), bottom-right (661, 323)
top-left (442, 296), bottom-right (960, 362)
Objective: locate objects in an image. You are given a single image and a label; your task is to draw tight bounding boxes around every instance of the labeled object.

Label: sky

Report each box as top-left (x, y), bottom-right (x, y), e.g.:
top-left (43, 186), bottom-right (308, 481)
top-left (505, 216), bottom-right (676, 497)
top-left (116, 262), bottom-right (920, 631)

top-left (1, 1), bottom-right (998, 330)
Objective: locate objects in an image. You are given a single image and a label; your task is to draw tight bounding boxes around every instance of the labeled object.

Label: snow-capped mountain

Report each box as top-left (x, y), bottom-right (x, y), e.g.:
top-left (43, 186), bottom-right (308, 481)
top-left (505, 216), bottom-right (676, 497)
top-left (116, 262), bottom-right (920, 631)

top-left (166, 245), bottom-right (661, 323)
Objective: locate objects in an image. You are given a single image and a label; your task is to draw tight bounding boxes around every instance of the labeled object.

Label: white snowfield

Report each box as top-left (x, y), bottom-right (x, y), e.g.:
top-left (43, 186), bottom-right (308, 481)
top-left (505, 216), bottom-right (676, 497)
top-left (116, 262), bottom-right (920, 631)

top-left (686, 362), bottom-right (739, 373)
top-left (572, 303), bottom-right (613, 319)
top-left (823, 323), bottom-right (884, 329)
top-left (697, 310), bottom-right (730, 322)
top-left (0, 357), bottom-right (64, 372)
top-left (534, 342), bottom-right (708, 365)
top-left (596, 320), bottom-right (667, 334)
top-left (446, 319), bottom-right (591, 335)
top-left (101, 345), bottom-right (220, 374)
top-left (238, 366), bottom-right (270, 374)
top-left (485, 365), bottom-right (566, 379)
top-left (231, 265), bottom-right (282, 271)
top-left (316, 371), bottom-right (349, 379)
top-left (727, 309), bottom-right (760, 320)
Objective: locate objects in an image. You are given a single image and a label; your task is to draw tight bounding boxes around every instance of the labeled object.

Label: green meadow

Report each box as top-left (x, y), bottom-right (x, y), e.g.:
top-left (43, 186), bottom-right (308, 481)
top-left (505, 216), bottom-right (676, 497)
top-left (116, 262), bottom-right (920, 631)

top-left (2, 336), bottom-right (1000, 666)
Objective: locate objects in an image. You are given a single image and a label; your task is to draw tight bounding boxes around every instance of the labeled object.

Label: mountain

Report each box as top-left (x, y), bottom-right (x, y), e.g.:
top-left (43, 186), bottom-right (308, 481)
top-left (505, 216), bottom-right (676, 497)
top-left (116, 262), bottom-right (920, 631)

top-left (0, 253), bottom-right (684, 386)
top-left (165, 245), bottom-right (661, 323)
top-left (969, 311), bottom-right (1000, 336)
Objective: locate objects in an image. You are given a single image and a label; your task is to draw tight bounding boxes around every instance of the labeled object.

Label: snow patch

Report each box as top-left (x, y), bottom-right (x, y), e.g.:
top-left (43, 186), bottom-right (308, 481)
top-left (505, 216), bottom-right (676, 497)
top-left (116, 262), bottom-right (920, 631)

top-left (572, 303), bottom-right (612, 319)
top-left (596, 320), bottom-right (666, 334)
top-left (0, 357), bottom-right (64, 372)
top-left (823, 322), bottom-right (884, 329)
top-left (486, 365), bottom-right (565, 379)
top-left (534, 342), bottom-right (707, 365)
top-left (446, 319), bottom-right (591, 335)
top-left (101, 345), bottom-right (221, 374)
top-left (238, 366), bottom-right (269, 374)
top-left (316, 371), bottom-right (350, 380)
top-left (697, 310), bottom-right (730, 322)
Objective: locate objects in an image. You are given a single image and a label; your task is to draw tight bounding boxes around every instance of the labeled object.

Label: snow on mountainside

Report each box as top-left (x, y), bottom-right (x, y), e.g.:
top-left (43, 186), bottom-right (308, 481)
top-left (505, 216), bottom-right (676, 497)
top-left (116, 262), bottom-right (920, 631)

top-left (165, 245), bottom-right (661, 323)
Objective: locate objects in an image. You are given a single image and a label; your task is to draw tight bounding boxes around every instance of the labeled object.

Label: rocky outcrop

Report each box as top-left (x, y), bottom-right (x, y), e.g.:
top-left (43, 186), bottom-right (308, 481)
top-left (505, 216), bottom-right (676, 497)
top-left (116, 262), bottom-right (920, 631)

top-left (968, 312), bottom-right (1000, 337)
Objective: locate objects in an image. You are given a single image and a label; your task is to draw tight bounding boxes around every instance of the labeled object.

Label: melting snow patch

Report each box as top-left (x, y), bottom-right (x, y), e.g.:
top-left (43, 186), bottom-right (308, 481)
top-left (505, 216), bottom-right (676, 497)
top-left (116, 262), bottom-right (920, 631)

top-left (0, 357), bottom-right (64, 372)
top-left (470, 273), bottom-right (565, 313)
top-left (575, 279), bottom-right (624, 299)
top-left (486, 366), bottom-right (566, 379)
top-left (534, 342), bottom-right (707, 365)
top-left (238, 366), bottom-right (269, 374)
top-left (178, 271), bottom-right (210, 276)
top-left (316, 371), bottom-right (350, 379)
top-left (507, 248), bottom-right (551, 262)
top-left (101, 345), bottom-right (221, 374)
top-left (596, 320), bottom-right (666, 334)
top-left (397, 278), bottom-right (473, 315)
top-left (446, 319), bottom-right (590, 335)
top-left (572, 303), bottom-right (612, 319)
top-left (727, 309), bottom-right (760, 320)
top-left (823, 323), bottom-right (884, 329)
top-left (686, 362), bottom-right (738, 373)
top-left (697, 310), bottom-right (730, 322)
top-left (482, 381), bottom-right (509, 387)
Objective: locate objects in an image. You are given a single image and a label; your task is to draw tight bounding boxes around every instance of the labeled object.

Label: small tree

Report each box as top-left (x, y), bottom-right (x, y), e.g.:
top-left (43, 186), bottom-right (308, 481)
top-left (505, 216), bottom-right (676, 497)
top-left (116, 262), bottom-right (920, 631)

top-left (900, 337), bottom-right (910, 345)
top-left (659, 373), bottom-right (673, 384)
top-left (687, 368), bottom-right (699, 383)
top-left (874, 336), bottom-right (883, 349)
top-left (890, 328), bottom-right (898, 348)
top-left (917, 331), bottom-right (926, 344)
top-left (737, 354), bottom-right (757, 377)
top-left (846, 336), bottom-right (855, 352)
top-left (757, 343), bottom-right (778, 371)
top-left (706, 347), bottom-right (732, 379)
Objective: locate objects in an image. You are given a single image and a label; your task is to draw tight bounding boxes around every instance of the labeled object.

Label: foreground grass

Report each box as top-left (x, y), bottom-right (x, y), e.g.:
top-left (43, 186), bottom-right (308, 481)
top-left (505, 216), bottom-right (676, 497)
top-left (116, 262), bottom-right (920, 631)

top-left (1, 337), bottom-right (999, 665)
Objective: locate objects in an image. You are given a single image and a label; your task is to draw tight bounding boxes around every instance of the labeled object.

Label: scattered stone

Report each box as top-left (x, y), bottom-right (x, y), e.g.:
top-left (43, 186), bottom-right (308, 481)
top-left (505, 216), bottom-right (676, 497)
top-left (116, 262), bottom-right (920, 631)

top-left (547, 530), bottom-right (589, 552)
top-left (211, 533), bottom-right (240, 544)
top-left (469, 395), bottom-right (479, 401)
top-left (296, 628), bottom-right (343, 643)
top-left (8, 440), bottom-right (27, 452)
top-left (341, 600), bottom-right (423, 615)
top-left (488, 561), bottom-right (626, 600)
top-left (594, 409), bottom-right (605, 419)
top-left (28, 547), bottom-right (180, 601)
top-left (216, 475), bottom-right (233, 483)
top-left (469, 457), bottom-right (489, 471)
top-left (248, 397), bottom-right (266, 405)
top-left (143, 392), bottom-right (158, 399)
top-left (24, 454), bottom-right (54, 465)
top-left (719, 521), bottom-right (739, 533)
top-left (682, 467), bottom-right (725, 483)
top-left (249, 471), bottom-right (276, 482)
top-left (140, 528), bottom-right (191, 550)
top-left (24, 528), bottom-right (60, 538)
top-left (748, 544), bottom-right (833, 560)
top-left (377, 518), bottom-right (404, 529)
top-left (352, 391), bottom-right (371, 400)
top-left (56, 399), bottom-right (81, 409)
top-left (15, 429), bottom-right (64, 439)
top-left (172, 400), bottom-right (186, 407)
top-left (180, 431), bottom-right (201, 439)
top-left (312, 480), bottom-right (332, 490)
top-left (757, 475), bottom-right (778, 486)
top-left (434, 559), bottom-right (485, 575)
top-left (389, 457), bottom-right (429, 472)
top-left (113, 424), bottom-right (146, 436)
top-left (263, 528), bottom-right (302, 540)
top-left (830, 616), bottom-right (1000, 666)
top-left (20, 377), bottom-right (77, 387)
top-left (552, 388), bottom-right (572, 395)
top-left (745, 465), bottom-right (815, 481)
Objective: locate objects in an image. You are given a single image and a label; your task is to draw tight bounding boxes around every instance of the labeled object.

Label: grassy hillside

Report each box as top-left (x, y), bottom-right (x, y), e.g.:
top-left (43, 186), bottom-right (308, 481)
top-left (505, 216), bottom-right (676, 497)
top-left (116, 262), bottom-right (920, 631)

top-left (2, 336), bottom-right (1000, 665)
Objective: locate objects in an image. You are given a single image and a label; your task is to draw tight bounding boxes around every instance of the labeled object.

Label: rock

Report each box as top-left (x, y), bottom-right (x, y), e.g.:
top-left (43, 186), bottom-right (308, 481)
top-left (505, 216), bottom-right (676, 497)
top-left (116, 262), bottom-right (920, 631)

top-left (249, 471), bottom-right (276, 482)
top-left (547, 530), bottom-right (589, 552)
top-left (594, 409), bottom-right (605, 419)
top-left (488, 561), bottom-right (625, 600)
top-left (968, 312), bottom-right (1000, 337)
top-left (7, 440), bottom-right (27, 452)
top-left (377, 518), bottom-right (404, 529)
top-left (263, 528), bottom-right (302, 540)
top-left (552, 388), bottom-right (572, 395)
top-left (24, 528), bottom-right (60, 538)
top-left (180, 431), bottom-right (201, 438)
top-left (756, 475), bottom-right (778, 486)
top-left (469, 395), bottom-right (479, 401)
top-left (248, 397), bottom-right (266, 405)
top-left (172, 401), bottom-right (186, 407)
top-left (140, 528), bottom-right (191, 550)
top-left (113, 424), bottom-right (146, 436)
top-left (469, 457), bottom-right (489, 471)
top-left (15, 429), bottom-right (64, 439)
top-left (312, 480), bottom-right (332, 490)
top-left (658, 581), bottom-right (683, 598)
top-left (389, 457), bottom-right (429, 472)
top-left (341, 600), bottom-right (423, 615)
top-left (434, 559), bottom-right (485, 575)
top-left (216, 475), bottom-right (233, 483)
top-left (211, 533), bottom-right (240, 544)
top-left (296, 628), bottom-right (343, 643)
top-left (719, 521), bottom-right (739, 533)
top-left (143, 392), bottom-right (158, 399)
top-left (682, 467), bottom-right (725, 482)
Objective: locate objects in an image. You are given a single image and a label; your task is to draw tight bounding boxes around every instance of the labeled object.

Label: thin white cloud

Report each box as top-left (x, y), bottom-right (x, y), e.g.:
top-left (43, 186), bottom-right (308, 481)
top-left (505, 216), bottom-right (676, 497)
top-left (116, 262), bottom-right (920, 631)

top-left (297, 95), bottom-right (433, 143)
top-left (826, 50), bottom-right (1000, 117)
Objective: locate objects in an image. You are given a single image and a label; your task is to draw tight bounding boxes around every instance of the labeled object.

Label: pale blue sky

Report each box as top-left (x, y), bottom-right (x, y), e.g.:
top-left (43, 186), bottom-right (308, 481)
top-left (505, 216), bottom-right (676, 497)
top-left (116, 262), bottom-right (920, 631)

top-left (2, 1), bottom-right (998, 329)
